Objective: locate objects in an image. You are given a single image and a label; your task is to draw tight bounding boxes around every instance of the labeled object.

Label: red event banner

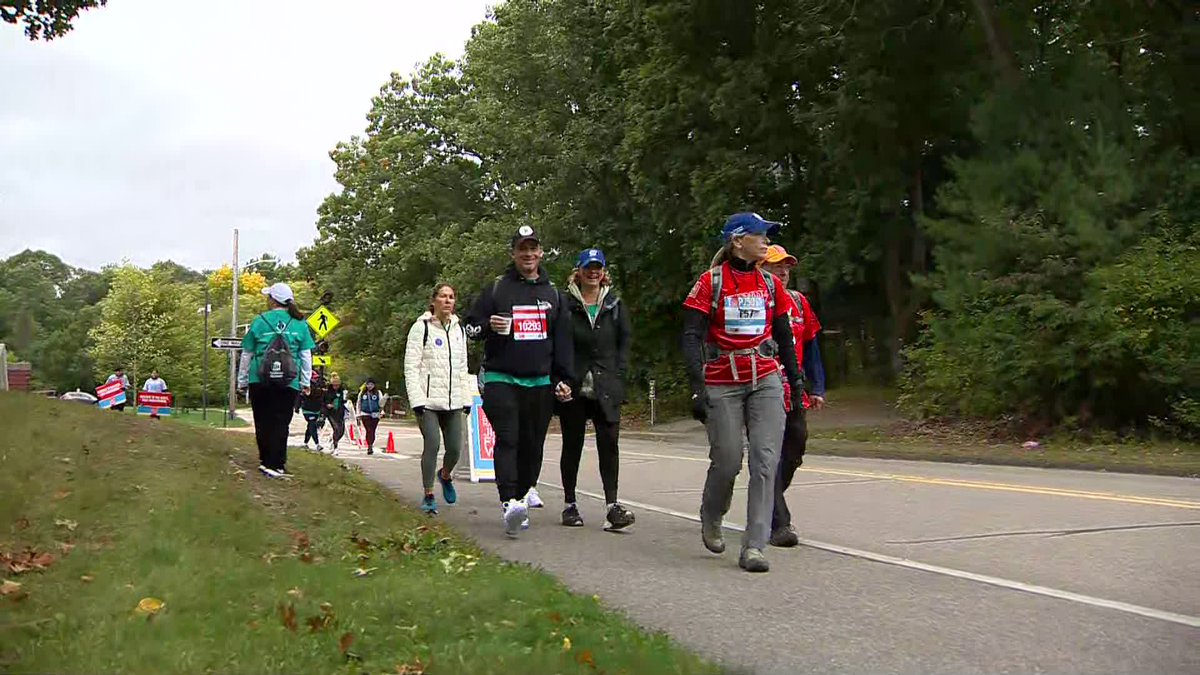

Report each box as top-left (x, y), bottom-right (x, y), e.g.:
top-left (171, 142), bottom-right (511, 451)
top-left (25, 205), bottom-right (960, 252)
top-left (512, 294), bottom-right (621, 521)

top-left (137, 392), bottom-right (172, 408)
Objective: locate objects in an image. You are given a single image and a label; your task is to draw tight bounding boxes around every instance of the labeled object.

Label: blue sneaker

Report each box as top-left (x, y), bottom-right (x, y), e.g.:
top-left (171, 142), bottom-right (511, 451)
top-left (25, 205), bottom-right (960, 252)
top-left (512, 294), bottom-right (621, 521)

top-left (438, 469), bottom-right (457, 505)
top-left (420, 494), bottom-right (438, 515)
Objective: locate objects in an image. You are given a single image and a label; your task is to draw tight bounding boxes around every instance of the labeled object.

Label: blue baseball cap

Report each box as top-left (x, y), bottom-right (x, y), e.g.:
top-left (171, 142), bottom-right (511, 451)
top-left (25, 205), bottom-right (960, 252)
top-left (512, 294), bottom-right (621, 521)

top-left (576, 248), bottom-right (606, 268)
top-left (721, 212), bottom-right (781, 241)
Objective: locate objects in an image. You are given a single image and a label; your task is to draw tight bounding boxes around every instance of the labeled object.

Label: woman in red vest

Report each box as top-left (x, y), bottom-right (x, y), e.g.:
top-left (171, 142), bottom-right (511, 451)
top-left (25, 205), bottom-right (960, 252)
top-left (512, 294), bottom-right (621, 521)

top-left (680, 213), bottom-right (804, 573)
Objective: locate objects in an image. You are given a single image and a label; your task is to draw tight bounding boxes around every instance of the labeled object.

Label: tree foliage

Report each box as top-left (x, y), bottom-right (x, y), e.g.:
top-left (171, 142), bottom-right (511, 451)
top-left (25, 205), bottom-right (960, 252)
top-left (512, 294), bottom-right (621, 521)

top-left (1, 0), bottom-right (106, 40)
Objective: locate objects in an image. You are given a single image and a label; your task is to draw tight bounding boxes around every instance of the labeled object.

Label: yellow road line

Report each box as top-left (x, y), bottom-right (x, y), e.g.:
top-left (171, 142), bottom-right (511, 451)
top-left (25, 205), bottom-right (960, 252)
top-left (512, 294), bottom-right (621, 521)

top-left (620, 450), bottom-right (1200, 510)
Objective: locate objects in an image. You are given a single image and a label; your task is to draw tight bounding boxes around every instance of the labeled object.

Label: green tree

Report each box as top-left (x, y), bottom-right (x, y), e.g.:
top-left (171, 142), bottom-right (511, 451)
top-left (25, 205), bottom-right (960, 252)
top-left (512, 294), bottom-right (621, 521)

top-left (1, 0), bottom-right (107, 40)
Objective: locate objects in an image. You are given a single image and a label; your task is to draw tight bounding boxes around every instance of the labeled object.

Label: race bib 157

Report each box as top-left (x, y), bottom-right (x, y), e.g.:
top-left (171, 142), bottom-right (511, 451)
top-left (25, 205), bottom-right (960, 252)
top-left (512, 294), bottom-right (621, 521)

top-left (723, 294), bottom-right (767, 336)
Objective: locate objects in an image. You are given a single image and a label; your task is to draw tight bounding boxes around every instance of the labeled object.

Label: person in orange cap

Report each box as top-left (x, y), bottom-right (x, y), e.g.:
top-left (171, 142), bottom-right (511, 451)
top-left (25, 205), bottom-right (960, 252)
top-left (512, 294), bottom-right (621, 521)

top-left (760, 244), bottom-right (826, 548)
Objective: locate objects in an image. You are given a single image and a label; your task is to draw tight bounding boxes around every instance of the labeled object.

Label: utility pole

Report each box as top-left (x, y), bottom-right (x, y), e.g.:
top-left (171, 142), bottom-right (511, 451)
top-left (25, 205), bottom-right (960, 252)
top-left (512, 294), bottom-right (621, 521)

top-left (227, 229), bottom-right (239, 421)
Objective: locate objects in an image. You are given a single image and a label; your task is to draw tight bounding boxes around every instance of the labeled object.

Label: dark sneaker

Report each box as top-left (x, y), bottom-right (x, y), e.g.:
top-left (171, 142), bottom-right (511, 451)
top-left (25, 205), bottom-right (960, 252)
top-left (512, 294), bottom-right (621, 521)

top-left (439, 469), bottom-right (457, 504)
top-left (701, 514), bottom-right (725, 554)
top-left (366, 448), bottom-right (374, 455)
top-left (605, 503), bottom-right (635, 530)
top-left (420, 494), bottom-right (438, 515)
top-left (739, 547), bottom-right (770, 573)
top-left (561, 503), bottom-right (584, 527)
top-left (769, 525), bottom-right (800, 548)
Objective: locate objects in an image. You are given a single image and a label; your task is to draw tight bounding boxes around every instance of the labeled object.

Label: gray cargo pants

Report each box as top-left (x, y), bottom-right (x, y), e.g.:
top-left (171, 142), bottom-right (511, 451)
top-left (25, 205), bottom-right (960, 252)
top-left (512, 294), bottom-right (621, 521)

top-left (701, 371), bottom-right (784, 551)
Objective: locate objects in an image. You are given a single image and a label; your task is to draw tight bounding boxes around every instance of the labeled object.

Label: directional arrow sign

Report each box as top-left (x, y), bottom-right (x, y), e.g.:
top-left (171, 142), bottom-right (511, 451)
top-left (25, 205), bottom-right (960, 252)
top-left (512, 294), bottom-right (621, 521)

top-left (312, 355), bottom-right (331, 367)
top-left (210, 338), bottom-right (242, 350)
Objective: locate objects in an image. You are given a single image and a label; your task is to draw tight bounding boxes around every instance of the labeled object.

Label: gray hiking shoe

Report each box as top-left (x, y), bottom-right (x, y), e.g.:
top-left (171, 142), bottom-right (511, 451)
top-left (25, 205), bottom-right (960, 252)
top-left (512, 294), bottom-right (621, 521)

top-left (739, 547), bottom-right (770, 573)
top-left (701, 514), bottom-right (725, 554)
top-left (769, 525), bottom-right (800, 548)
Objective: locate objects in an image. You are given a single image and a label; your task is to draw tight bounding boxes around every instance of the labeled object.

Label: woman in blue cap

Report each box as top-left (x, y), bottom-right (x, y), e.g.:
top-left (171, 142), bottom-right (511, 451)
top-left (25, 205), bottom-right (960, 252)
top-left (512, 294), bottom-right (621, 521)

top-left (680, 213), bottom-right (804, 572)
top-left (557, 248), bottom-right (635, 530)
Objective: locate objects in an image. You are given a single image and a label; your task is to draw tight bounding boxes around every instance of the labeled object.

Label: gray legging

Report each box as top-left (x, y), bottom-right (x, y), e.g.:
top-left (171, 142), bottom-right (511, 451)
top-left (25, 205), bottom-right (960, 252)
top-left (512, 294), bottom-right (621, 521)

top-left (418, 409), bottom-right (463, 490)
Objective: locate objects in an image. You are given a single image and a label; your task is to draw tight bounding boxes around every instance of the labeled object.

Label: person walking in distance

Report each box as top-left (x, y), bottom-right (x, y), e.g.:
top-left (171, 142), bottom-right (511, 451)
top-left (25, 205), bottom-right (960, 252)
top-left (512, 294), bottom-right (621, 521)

top-left (464, 225), bottom-right (575, 537)
top-left (404, 283), bottom-right (472, 515)
top-left (760, 245), bottom-right (826, 548)
top-left (680, 213), bottom-right (804, 572)
top-left (297, 372), bottom-right (326, 452)
top-left (106, 367), bottom-right (131, 412)
top-left (236, 283), bottom-right (315, 478)
top-left (141, 368), bottom-right (168, 419)
top-left (323, 373), bottom-right (348, 455)
top-left (356, 378), bottom-right (386, 455)
top-left (558, 248), bottom-right (635, 530)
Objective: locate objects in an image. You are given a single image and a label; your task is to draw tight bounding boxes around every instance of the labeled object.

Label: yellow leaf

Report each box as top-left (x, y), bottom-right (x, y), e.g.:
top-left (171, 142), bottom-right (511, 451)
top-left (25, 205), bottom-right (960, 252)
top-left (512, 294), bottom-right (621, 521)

top-left (562, 636), bottom-right (572, 651)
top-left (135, 597), bottom-right (165, 614)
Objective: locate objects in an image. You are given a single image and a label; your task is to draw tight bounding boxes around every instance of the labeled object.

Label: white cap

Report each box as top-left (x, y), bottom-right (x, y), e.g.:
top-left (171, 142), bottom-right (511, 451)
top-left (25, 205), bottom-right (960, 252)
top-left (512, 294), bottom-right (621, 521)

top-left (262, 282), bottom-right (294, 304)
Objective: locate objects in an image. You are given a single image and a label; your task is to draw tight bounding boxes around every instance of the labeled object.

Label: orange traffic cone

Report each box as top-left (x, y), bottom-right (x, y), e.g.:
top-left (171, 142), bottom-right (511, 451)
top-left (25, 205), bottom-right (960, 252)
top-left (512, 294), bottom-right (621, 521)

top-left (384, 431), bottom-right (396, 454)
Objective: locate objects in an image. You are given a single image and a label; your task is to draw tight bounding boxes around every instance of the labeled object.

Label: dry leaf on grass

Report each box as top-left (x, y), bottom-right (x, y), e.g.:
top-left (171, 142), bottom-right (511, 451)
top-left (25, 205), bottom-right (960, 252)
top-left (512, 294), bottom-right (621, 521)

top-left (0, 580), bottom-right (21, 596)
top-left (352, 567), bottom-right (377, 578)
top-left (54, 519), bottom-right (78, 532)
top-left (80, 575), bottom-right (94, 583)
top-left (394, 658), bottom-right (426, 674)
top-left (134, 597), bottom-right (165, 615)
top-left (287, 587), bottom-right (304, 598)
top-left (57, 542), bottom-right (74, 554)
top-left (279, 603), bottom-right (297, 631)
top-left (575, 649), bottom-right (595, 666)
top-left (546, 611), bottom-right (563, 623)
top-left (53, 489), bottom-right (72, 500)
top-left (338, 631), bottom-right (355, 653)
top-left (14, 517), bottom-right (30, 530)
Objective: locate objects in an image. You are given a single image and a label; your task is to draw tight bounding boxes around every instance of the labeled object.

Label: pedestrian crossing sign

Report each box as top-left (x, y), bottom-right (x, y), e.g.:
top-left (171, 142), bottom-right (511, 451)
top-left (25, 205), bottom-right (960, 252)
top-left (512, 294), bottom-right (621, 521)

top-left (312, 355), bottom-right (331, 367)
top-left (307, 306), bottom-right (340, 338)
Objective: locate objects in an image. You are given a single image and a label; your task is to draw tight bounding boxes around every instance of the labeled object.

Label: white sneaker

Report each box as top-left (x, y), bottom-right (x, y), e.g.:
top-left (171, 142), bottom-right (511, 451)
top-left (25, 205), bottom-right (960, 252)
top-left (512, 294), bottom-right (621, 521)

top-left (502, 499), bottom-right (528, 537)
top-left (525, 487), bottom-right (544, 508)
top-left (259, 465), bottom-right (282, 478)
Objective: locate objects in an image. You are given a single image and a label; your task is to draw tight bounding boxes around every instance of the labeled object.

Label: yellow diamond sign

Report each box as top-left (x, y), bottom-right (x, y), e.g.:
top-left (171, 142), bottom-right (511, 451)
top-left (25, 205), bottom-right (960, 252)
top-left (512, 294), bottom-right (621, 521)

top-left (312, 355), bottom-right (331, 367)
top-left (307, 306), bottom-right (340, 338)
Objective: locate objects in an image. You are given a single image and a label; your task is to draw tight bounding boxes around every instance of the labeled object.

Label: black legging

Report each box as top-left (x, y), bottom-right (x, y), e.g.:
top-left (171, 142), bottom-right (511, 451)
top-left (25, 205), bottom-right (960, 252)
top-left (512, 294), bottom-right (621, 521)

top-left (250, 383), bottom-right (297, 472)
top-left (303, 413), bottom-right (322, 444)
top-left (559, 396), bottom-right (620, 504)
top-left (327, 411), bottom-right (346, 447)
top-left (771, 406), bottom-right (808, 531)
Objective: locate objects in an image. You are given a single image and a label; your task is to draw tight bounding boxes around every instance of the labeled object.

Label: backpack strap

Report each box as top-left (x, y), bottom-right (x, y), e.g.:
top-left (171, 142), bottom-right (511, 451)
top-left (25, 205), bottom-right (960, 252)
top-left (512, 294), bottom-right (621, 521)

top-left (759, 268), bottom-right (775, 312)
top-left (709, 265), bottom-right (722, 317)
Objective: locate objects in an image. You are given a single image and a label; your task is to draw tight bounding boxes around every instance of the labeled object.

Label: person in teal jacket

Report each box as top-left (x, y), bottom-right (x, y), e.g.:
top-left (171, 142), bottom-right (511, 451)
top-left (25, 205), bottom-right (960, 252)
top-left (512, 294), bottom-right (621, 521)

top-left (237, 283), bottom-right (315, 478)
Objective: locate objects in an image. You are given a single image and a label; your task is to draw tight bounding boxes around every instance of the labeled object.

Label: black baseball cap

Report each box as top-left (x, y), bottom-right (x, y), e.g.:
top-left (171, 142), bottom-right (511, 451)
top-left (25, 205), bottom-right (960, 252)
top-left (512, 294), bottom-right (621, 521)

top-left (510, 225), bottom-right (540, 248)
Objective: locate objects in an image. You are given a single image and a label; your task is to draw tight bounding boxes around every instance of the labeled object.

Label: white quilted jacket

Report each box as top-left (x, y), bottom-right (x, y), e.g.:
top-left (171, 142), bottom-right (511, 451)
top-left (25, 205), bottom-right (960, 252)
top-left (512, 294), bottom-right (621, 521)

top-left (404, 312), bottom-right (472, 411)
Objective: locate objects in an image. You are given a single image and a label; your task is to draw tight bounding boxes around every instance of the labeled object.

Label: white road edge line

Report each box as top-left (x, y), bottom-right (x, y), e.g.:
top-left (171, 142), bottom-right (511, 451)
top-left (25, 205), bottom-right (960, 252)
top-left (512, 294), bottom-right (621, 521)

top-left (539, 480), bottom-right (1200, 630)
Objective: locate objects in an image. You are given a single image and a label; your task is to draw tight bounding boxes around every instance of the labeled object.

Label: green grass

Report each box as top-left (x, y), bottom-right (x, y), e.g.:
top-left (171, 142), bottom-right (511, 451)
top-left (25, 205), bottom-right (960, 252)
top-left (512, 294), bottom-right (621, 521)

top-left (808, 425), bottom-right (1200, 477)
top-left (163, 407), bottom-right (248, 429)
top-left (0, 393), bottom-right (715, 674)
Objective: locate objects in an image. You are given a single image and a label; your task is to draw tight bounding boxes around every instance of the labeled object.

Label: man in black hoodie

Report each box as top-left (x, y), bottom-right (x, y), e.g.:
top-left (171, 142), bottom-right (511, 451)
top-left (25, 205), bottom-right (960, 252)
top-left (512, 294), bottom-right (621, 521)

top-left (464, 225), bottom-right (575, 537)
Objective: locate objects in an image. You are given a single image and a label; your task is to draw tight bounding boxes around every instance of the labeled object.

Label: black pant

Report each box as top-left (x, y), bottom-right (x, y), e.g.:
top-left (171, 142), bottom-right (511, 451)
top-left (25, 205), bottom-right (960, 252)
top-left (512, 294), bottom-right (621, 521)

top-left (771, 405), bottom-right (808, 530)
top-left (482, 382), bottom-right (554, 503)
top-left (303, 413), bottom-right (322, 444)
top-left (327, 410), bottom-right (345, 447)
top-left (559, 397), bottom-right (620, 504)
top-left (250, 383), bottom-right (296, 471)
top-left (362, 416), bottom-right (380, 448)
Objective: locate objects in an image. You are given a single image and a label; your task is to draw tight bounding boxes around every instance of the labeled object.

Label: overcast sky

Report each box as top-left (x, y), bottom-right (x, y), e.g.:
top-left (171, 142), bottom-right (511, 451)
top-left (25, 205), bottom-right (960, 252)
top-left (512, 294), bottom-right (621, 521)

top-left (0, 0), bottom-right (493, 272)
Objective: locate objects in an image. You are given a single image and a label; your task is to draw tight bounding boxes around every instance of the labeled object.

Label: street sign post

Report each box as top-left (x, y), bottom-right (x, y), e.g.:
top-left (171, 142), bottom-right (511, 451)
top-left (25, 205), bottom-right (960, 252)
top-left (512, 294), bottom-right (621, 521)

top-left (312, 355), bottom-right (331, 367)
top-left (211, 337), bottom-right (242, 350)
top-left (307, 306), bottom-right (340, 339)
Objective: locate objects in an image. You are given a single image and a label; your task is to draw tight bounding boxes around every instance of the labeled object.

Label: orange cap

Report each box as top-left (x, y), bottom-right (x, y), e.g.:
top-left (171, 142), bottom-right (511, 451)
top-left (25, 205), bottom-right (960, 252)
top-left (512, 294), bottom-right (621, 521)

top-left (763, 245), bottom-right (797, 266)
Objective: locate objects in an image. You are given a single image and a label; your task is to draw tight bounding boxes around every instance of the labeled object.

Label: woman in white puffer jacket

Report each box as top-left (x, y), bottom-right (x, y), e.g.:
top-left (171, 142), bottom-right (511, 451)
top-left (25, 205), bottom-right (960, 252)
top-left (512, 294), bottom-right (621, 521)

top-left (404, 283), bottom-right (472, 515)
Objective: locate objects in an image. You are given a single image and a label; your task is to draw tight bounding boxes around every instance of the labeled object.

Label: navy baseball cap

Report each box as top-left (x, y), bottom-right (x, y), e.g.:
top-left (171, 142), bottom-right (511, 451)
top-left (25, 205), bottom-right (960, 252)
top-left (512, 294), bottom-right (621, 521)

top-left (721, 212), bottom-right (781, 241)
top-left (576, 248), bottom-right (606, 268)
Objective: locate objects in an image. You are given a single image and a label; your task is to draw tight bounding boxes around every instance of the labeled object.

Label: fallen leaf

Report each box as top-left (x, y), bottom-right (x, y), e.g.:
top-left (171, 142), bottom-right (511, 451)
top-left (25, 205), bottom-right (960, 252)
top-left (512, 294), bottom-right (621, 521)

top-left (279, 603), bottom-right (297, 631)
top-left (562, 636), bottom-right (572, 651)
top-left (57, 542), bottom-right (75, 554)
top-left (54, 519), bottom-right (78, 532)
top-left (287, 587), bottom-right (304, 599)
top-left (546, 611), bottom-right (563, 624)
top-left (30, 551), bottom-right (57, 568)
top-left (80, 575), bottom-right (93, 583)
top-left (353, 567), bottom-right (377, 577)
top-left (8, 590), bottom-right (29, 603)
top-left (307, 614), bottom-right (331, 632)
top-left (395, 657), bottom-right (426, 674)
top-left (135, 597), bottom-right (165, 615)
top-left (339, 631), bottom-right (355, 653)
top-left (576, 649), bottom-right (595, 666)
top-left (53, 489), bottom-right (72, 500)
top-left (0, 580), bottom-right (21, 596)
top-left (320, 602), bottom-right (334, 617)
top-left (299, 552), bottom-right (314, 564)
top-left (14, 517), bottom-right (30, 530)
top-left (291, 531), bottom-right (310, 550)
top-left (592, 594), bottom-right (600, 602)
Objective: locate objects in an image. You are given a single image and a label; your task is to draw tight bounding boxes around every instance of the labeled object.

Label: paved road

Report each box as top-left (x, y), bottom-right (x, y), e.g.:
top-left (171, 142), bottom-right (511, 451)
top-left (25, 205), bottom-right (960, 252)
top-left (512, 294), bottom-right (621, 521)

top-left (276, 416), bottom-right (1200, 673)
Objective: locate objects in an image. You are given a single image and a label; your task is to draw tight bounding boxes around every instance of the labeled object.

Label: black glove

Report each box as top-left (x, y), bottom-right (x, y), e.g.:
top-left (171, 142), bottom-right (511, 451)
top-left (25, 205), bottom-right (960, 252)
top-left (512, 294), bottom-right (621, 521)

top-left (790, 382), bottom-right (805, 411)
top-left (691, 391), bottom-right (710, 424)
top-left (413, 406), bottom-right (425, 417)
